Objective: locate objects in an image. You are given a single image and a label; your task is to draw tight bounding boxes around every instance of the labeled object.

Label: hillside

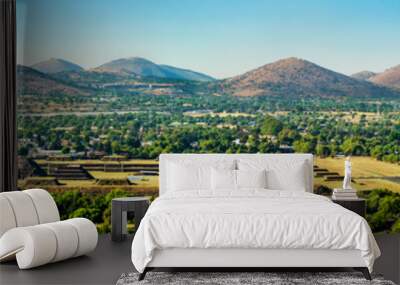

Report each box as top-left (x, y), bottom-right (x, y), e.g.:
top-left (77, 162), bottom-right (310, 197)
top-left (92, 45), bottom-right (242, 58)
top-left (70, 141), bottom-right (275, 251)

top-left (223, 57), bottom-right (400, 98)
top-left (351, 71), bottom-right (377, 81)
top-left (31, 58), bottom-right (84, 74)
top-left (17, 65), bottom-right (88, 96)
top-left (370, 65), bottom-right (400, 89)
top-left (51, 70), bottom-right (129, 89)
top-left (92, 57), bottom-right (214, 82)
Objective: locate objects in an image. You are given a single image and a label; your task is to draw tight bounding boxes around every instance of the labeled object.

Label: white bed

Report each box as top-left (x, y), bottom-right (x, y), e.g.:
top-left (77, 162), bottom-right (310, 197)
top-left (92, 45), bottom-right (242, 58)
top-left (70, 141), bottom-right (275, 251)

top-left (131, 154), bottom-right (380, 280)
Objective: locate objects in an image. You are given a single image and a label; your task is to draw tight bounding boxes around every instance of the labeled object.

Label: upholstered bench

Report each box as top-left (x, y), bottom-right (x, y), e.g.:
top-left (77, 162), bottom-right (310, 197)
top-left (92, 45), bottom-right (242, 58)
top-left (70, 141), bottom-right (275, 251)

top-left (0, 189), bottom-right (98, 269)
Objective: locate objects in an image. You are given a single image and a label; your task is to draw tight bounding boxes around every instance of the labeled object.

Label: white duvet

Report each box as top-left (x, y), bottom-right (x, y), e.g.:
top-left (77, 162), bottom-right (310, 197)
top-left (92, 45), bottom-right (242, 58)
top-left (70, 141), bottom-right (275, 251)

top-left (131, 190), bottom-right (380, 273)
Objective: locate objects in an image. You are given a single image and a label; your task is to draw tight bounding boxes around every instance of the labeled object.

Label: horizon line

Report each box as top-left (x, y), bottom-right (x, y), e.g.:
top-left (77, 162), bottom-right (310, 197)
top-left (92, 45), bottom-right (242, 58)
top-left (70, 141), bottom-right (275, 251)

top-left (19, 55), bottom-right (394, 79)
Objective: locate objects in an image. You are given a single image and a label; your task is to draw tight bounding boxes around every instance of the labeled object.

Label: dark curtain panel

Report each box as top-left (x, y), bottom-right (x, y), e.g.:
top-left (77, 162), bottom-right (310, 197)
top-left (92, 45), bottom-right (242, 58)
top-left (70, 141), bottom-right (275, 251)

top-left (0, 0), bottom-right (17, 192)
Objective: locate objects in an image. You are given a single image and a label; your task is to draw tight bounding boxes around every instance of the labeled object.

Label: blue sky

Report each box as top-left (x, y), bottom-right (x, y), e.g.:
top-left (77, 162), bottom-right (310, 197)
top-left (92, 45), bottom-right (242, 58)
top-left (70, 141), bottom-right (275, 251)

top-left (17, 0), bottom-right (400, 79)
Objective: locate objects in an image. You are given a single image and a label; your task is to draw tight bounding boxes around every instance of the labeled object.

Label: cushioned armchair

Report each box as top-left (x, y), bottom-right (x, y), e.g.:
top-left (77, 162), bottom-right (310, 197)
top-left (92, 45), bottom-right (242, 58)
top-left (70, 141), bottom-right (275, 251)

top-left (0, 189), bottom-right (98, 269)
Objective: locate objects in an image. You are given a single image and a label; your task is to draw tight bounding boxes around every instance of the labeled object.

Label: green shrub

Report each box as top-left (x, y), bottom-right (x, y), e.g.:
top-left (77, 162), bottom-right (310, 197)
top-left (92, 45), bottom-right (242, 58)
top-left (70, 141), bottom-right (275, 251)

top-left (391, 219), bottom-right (400, 233)
top-left (313, 185), bottom-right (332, 196)
top-left (358, 189), bottom-right (400, 233)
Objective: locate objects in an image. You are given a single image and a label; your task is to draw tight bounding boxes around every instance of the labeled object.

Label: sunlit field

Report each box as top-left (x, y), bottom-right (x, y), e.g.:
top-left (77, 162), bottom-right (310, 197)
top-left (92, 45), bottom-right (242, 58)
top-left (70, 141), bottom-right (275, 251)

top-left (315, 156), bottom-right (400, 193)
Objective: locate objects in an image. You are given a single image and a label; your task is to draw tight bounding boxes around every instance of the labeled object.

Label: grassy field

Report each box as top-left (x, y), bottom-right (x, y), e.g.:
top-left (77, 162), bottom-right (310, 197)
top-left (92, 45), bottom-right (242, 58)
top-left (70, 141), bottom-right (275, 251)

top-left (35, 159), bottom-right (158, 166)
top-left (306, 111), bottom-right (399, 123)
top-left (90, 171), bottom-right (159, 188)
top-left (56, 174), bottom-right (159, 190)
top-left (315, 156), bottom-right (400, 193)
top-left (89, 171), bottom-right (140, 179)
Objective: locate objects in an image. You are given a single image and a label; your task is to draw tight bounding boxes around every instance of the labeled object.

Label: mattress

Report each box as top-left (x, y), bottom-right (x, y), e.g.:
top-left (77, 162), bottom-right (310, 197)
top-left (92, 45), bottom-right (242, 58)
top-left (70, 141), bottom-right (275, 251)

top-left (131, 190), bottom-right (380, 273)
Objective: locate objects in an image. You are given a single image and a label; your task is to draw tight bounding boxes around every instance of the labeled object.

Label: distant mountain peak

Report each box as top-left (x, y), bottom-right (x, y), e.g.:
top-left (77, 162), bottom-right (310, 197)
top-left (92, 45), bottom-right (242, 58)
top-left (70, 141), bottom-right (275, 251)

top-left (223, 57), bottom-right (400, 98)
top-left (351, 71), bottom-right (377, 81)
top-left (93, 57), bottom-right (214, 82)
top-left (254, 57), bottom-right (309, 70)
top-left (370, 64), bottom-right (400, 88)
top-left (276, 57), bottom-right (306, 63)
top-left (249, 57), bottom-right (323, 74)
top-left (386, 64), bottom-right (400, 71)
top-left (49, 57), bottom-right (67, 62)
top-left (127, 56), bottom-right (154, 62)
top-left (108, 57), bottom-right (154, 65)
top-left (31, 58), bottom-right (83, 74)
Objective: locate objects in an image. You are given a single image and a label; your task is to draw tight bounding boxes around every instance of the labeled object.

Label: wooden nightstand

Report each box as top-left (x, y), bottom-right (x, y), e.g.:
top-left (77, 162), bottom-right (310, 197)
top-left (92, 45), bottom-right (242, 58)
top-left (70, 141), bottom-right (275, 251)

top-left (332, 198), bottom-right (366, 218)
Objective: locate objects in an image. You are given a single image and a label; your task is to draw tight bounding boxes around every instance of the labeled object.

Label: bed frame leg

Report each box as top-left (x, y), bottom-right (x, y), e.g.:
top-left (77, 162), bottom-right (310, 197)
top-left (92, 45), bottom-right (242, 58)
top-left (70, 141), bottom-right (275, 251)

top-left (138, 268), bottom-right (148, 281)
top-left (354, 267), bottom-right (371, 280)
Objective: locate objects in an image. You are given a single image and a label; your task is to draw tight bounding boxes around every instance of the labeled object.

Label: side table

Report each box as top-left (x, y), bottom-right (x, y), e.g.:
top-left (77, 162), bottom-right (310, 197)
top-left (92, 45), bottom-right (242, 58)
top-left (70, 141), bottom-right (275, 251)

top-left (332, 198), bottom-right (366, 218)
top-left (111, 197), bottom-right (150, 242)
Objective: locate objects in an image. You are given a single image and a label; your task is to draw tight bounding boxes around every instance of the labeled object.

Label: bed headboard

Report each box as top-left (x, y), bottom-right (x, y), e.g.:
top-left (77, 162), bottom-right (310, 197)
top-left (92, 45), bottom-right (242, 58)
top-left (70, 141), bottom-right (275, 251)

top-left (159, 153), bottom-right (314, 196)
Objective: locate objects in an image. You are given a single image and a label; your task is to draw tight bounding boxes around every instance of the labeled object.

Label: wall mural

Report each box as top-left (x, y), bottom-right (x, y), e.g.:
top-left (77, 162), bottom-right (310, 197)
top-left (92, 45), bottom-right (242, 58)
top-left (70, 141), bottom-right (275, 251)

top-left (16, 0), bottom-right (400, 233)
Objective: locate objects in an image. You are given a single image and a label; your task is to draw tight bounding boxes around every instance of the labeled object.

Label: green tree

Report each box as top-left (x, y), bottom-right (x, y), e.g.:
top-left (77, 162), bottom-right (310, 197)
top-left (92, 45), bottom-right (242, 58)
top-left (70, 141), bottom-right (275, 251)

top-left (316, 143), bottom-right (331, 157)
top-left (293, 140), bottom-right (314, 153)
top-left (111, 141), bottom-right (121, 154)
top-left (261, 115), bottom-right (283, 135)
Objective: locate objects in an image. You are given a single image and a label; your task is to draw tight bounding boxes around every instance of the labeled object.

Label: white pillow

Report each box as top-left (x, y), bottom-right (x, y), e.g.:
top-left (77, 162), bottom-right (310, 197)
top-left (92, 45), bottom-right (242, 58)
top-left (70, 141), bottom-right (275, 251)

top-left (167, 162), bottom-right (209, 191)
top-left (267, 162), bottom-right (306, 191)
top-left (238, 159), bottom-right (308, 191)
top-left (211, 169), bottom-right (268, 191)
top-left (236, 169), bottom-right (267, 189)
top-left (167, 159), bottom-right (235, 192)
top-left (211, 168), bottom-right (236, 191)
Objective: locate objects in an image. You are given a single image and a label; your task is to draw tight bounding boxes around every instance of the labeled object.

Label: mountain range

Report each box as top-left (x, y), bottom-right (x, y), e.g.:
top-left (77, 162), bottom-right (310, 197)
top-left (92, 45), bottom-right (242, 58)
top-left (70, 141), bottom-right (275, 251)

top-left (31, 57), bottom-right (214, 82)
top-left (369, 65), bottom-right (400, 89)
top-left (351, 65), bottom-right (400, 89)
top-left (223, 57), bottom-right (399, 98)
top-left (22, 56), bottom-right (400, 99)
top-left (17, 65), bottom-right (88, 96)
